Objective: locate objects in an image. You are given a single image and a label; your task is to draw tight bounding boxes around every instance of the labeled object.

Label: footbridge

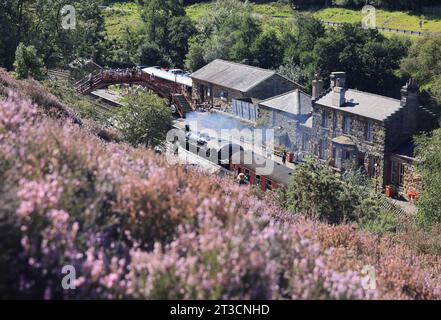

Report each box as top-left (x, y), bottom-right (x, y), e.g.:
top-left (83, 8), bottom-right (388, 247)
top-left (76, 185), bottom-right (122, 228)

top-left (75, 68), bottom-right (195, 118)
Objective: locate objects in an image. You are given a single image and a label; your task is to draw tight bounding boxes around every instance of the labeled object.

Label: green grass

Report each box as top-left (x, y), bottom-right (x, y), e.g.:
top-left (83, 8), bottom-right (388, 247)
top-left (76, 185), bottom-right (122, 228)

top-left (313, 7), bottom-right (441, 33)
top-left (103, 2), bottom-right (142, 38)
top-left (103, 2), bottom-right (441, 39)
top-left (186, 3), bottom-right (213, 21)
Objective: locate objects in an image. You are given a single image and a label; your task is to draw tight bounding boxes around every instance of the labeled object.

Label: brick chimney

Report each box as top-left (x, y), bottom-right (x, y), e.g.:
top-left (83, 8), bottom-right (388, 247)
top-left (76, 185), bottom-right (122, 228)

top-left (400, 78), bottom-right (420, 137)
top-left (330, 72), bottom-right (346, 89)
top-left (312, 73), bottom-right (324, 100)
top-left (331, 72), bottom-right (346, 107)
top-left (401, 78), bottom-right (419, 109)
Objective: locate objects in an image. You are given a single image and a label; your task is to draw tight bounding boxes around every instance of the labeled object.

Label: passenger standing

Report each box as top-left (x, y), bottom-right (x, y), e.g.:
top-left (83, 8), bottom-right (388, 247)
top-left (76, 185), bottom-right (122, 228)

top-left (237, 173), bottom-right (247, 186)
top-left (87, 73), bottom-right (93, 88)
top-left (282, 151), bottom-right (287, 165)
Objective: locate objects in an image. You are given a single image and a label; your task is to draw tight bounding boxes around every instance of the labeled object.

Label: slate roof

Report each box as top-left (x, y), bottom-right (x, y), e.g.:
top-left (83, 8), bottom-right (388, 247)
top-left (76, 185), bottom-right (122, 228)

top-left (315, 89), bottom-right (403, 122)
top-left (191, 59), bottom-right (280, 93)
top-left (258, 90), bottom-right (312, 115)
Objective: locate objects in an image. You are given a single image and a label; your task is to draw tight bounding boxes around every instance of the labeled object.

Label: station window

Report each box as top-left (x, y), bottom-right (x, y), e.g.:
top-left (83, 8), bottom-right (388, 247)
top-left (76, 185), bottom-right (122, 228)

top-left (343, 116), bottom-right (352, 134)
top-left (366, 122), bottom-right (374, 141)
top-left (321, 110), bottom-right (329, 128)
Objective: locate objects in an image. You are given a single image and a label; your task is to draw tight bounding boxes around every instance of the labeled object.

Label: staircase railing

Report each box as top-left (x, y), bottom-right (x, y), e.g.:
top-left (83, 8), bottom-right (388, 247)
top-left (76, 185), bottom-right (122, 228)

top-left (75, 68), bottom-right (192, 118)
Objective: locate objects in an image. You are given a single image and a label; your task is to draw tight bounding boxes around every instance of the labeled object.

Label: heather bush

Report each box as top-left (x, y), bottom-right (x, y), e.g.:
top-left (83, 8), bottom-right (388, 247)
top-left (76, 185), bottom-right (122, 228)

top-left (1, 84), bottom-right (441, 299)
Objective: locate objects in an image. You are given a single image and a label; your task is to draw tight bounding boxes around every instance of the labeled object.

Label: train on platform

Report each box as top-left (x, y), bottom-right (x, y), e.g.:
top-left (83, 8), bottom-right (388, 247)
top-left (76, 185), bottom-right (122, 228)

top-left (142, 66), bottom-right (193, 88)
top-left (170, 127), bottom-right (294, 193)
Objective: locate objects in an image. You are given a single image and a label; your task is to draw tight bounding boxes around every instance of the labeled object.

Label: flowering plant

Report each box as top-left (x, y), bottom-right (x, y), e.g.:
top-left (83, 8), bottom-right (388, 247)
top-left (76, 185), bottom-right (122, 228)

top-left (1, 80), bottom-right (441, 299)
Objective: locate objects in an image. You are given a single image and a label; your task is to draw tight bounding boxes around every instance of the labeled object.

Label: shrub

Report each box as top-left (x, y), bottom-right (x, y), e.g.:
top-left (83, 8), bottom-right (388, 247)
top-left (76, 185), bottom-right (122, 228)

top-left (112, 91), bottom-right (173, 147)
top-left (13, 43), bottom-right (46, 81)
top-left (1, 85), bottom-right (441, 299)
top-left (285, 159), bottom-right (382, 224)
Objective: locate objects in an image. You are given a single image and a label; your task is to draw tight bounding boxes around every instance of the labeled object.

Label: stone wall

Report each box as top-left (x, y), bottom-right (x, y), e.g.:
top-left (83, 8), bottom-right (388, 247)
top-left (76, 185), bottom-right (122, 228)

top-left (403, 162), bottom-right (421, 198)
top-left (311, 102), bottom-right (387, 185)
top-left (257, 105), bottom-right (298, 151)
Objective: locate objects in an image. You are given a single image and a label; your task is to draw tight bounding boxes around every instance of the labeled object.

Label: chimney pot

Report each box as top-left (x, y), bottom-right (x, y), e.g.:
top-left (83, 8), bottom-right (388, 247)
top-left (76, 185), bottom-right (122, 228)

top-left (330, 72), bottom-right (346, 88)
top-left (312, 73), bottom-right (324, 99)
top-left (332, 86), bottom-right (346, 108)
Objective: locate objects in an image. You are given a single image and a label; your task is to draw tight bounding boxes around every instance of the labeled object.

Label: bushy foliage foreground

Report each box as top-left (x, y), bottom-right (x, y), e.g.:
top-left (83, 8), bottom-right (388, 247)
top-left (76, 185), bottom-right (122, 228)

top-left (1, 83), bottom-right (441, 299)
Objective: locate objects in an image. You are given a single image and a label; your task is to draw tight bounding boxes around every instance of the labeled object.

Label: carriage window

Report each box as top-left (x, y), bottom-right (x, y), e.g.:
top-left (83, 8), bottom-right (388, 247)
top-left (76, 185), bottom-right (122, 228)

top-left (266, 180), bottom-right (273, 191)
top-left (255, 175), bottom-right (261, 186)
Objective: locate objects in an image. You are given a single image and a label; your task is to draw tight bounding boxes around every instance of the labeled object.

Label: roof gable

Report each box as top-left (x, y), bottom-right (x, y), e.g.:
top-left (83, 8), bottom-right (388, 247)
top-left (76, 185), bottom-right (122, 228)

top-left (259, 90), bottom-right (312, 115)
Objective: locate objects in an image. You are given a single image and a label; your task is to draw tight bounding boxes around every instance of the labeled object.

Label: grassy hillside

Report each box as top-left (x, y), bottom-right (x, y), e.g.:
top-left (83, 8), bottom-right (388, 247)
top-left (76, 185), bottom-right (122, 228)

top-left (314, 7), bottom-right (441, 33)
top-left (104, 1), bottom-right (441, 39)
top-left (103, 2), bottom-right (143, 39)
top-left (2, 70), bottom-right (441, 299)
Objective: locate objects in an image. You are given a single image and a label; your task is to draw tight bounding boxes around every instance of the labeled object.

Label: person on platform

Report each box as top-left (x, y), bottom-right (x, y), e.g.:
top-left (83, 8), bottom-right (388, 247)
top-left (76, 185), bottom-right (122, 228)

top-left (282, 150), bottom-right (287, 165)
top-left (237, 173), bottom-right (247, 186)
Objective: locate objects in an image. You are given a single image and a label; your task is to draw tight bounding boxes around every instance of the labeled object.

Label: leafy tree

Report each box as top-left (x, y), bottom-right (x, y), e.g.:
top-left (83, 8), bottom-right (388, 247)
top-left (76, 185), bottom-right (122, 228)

top-left (401, 35), bottom-right (441, 110)
top-left (140, 0), bottom-right (194, 68)
top-left (252, 29), bottom-right (283, 69)
top-left (284, 13), bottom-right (325, 67)
top-left (136, 42), bottom-right (172, 67)
top-left (288, 0), bottom-right (329, 10)
top-left (187, 0), bottom-right (260, 69)
top-left (311, 25), bottom-right (409, 96)
top-left (113, 91), bottom-right (173, 147)
top-left (168, 16), bottom-right (196, 67)
top-left (285, 158), bottom-right (381, 224)
top-left (13, 43), bottom-right (46, 80)
top-left (229, 14), bottom-right (261, 62)
top-left (0, 0), bottom-right (106, 69)
top-left (415, 129), bottom-right (441, 229)
top-left (0, 4), bottom-right (18, 69)
top-left (432, 75), bottom-right (441, 106)
top-left (185, 38), bottom-right (206, 71)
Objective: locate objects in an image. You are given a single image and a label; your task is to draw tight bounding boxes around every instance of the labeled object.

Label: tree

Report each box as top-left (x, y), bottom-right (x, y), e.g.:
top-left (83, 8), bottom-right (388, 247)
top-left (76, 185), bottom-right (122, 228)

top-left (113, 91), bottom-right (173, 147)
top-left (13, 43), bottom-right (46, 80)
top-left (140, 0), bottom-right (194, 68)
top-left (136, 42), bottom-right (172, 67)
top-left (415, 129), bottom-right (441, 229)
top-left (401, 35), bottom-right (441, 110)
top-left (252, 29), bottom-right (283, 69)
top-left (311, 25), bottom-right (409, 96)
top-left (168, 16), bottom-right (196, 67)
top-left (229, 14), bottom-right (261, 62)
top-left (0, 3), bottom-right (18, 69)
top-left (187, 0), bottom-right (260, 68)
top-left (285, 158), bottom-right (381, 224)
top-left (185, 38), bottom-right (206, 71)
